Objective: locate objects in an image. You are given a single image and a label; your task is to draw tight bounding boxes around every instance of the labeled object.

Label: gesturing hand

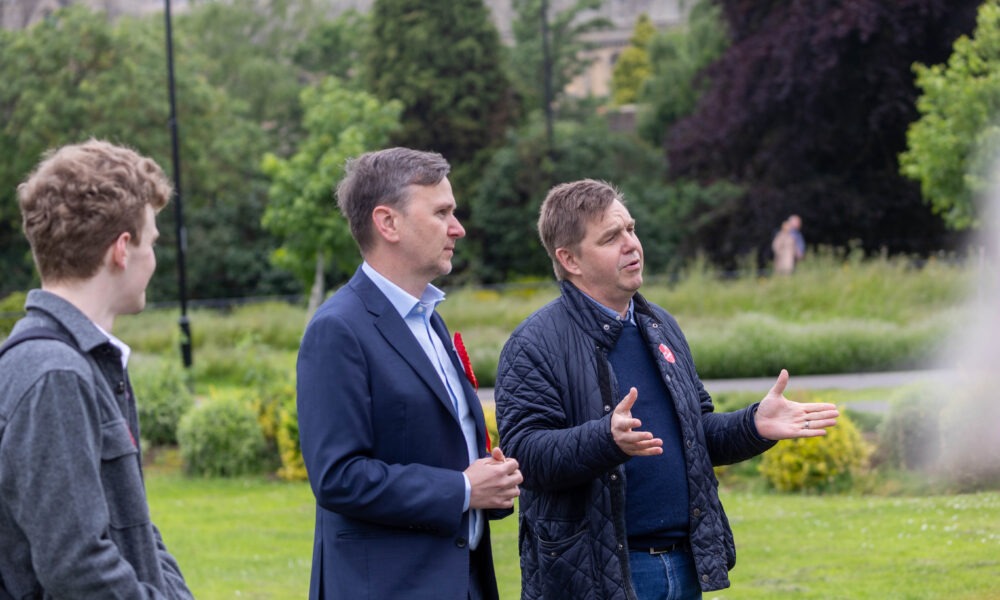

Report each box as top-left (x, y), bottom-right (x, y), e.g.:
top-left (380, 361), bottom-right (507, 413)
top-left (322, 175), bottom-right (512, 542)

top-left (466, 447), bottom-right (523, 509)
top-left (612, 387), bottom-right (663, 456)
top-left (754, 369), bottom-right (840, 440)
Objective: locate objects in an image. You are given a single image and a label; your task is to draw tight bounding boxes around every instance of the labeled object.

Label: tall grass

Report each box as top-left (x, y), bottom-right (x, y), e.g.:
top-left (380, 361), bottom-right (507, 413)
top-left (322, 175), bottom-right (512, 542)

top-left (105, 252), bottom-right (975, 391)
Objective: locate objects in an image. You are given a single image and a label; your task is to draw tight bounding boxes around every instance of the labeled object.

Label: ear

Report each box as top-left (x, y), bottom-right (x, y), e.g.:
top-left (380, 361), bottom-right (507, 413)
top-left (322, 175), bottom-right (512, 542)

top-left (371, 205), bottom-right (401, 243)
top-left (108, 232), bottom-right (132, 270)
top-left (555, 246), bottom-right (582, 277)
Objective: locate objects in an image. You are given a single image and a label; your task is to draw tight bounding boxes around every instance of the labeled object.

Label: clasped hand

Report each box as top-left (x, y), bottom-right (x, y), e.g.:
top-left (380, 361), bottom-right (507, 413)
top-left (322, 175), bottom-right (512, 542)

top-left (466, 447), bottom-right (523, 509)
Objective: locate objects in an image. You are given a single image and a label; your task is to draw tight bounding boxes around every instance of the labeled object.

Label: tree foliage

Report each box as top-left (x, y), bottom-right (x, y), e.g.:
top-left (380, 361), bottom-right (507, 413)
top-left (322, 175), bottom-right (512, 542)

top-left (611, 13), bottom-right (656, 106)
top-left (508, 0), bottom-right (612, 110)
top-left (664, 0), bottom-right (980, 265)
top-left (900, 1), bottom-right (1000, 231)
top-left (467, 115), bottom-right (708, 282)
top-left (261, 78), bottom-right (402, 300)
top-left (0, 2), bottom-right (362, 300)
top-left (637, 0), bottom-right (729, 147)
top-left (0, 6), bottom-right (274, 299)
top-left (366, 0), bottom-right (515, 163)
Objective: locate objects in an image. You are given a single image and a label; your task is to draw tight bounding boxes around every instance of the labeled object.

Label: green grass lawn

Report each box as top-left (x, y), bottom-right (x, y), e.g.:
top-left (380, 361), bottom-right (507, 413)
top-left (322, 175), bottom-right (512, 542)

top-left (146, 470), bottom-right (1000, 599)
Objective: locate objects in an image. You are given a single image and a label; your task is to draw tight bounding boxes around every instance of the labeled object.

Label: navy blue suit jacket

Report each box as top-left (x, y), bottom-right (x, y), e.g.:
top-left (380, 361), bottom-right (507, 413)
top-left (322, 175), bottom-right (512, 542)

top-left (297, 268), bottom-right (502, 600)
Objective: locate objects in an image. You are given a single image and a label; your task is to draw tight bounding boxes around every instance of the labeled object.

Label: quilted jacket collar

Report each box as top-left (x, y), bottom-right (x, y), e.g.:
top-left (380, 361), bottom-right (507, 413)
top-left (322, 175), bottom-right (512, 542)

top-left (559, 280), bottom-right (661, 348)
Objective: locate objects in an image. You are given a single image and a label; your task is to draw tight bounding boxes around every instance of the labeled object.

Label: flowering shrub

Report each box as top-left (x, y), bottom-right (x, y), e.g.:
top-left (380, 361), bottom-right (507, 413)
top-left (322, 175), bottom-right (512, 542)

top-left (759, 408), bottom-right (870, 493)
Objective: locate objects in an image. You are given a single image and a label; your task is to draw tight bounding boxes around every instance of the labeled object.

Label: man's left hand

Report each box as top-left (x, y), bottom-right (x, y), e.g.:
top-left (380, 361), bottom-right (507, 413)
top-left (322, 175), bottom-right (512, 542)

top-left (754, 369), bottom-right (839, 440)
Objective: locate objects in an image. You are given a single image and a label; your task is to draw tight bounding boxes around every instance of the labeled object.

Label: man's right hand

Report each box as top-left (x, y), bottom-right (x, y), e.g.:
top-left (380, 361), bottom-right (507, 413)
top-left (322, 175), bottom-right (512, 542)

top-left (612, 387), bottom-right (663, 456)
top-left (466, 447), bottom-right (523, 509)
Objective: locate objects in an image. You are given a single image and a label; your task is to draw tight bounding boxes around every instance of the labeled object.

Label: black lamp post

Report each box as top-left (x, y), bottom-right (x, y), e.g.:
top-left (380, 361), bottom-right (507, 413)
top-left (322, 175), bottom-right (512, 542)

top-left (164, 0), bottom-right (192, 368)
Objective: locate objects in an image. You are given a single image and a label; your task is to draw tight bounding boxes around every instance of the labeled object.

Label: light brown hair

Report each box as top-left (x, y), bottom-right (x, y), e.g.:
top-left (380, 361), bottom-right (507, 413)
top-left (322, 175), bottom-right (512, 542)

top-left (336, 147), bottom-right (450, 254)
top-left (538, 179), bottom-right (624, 280)
top-left (17, 139), bottom-right (172, 282)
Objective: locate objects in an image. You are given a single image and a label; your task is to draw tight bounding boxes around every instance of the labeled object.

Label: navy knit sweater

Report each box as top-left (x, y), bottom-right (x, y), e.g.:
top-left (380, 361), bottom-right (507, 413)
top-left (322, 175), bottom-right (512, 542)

top-left (608, 322), bottom-right (689, 547)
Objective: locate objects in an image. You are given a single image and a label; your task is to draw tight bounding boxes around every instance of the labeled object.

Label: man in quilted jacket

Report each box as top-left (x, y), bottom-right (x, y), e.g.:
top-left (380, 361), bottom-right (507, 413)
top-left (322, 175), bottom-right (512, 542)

top-left (495, 179), bottom-right (839, 599)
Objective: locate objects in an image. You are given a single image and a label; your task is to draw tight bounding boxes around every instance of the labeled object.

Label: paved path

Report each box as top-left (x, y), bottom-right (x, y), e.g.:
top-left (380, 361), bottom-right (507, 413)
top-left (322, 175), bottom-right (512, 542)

top-left (478, 369), bottom-right (954, 414)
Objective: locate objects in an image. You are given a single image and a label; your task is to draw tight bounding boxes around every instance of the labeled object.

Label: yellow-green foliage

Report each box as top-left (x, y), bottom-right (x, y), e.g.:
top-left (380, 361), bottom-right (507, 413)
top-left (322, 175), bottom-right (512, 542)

top-left (276, 397), bottom-right (307, 481)
top-left (0, 291), bottom-right (27, 336)
top-left (759, 409), bottom-right (871, 493)
top-left (245, 372), bottom-right (305, 482)
top-left (482, 403), bottom-right (500, 452)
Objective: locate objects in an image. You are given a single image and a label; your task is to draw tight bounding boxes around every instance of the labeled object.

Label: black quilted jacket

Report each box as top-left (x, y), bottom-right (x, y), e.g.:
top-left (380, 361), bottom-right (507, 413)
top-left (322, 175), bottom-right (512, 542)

top-left (495, 281), bottom-right (775, 598)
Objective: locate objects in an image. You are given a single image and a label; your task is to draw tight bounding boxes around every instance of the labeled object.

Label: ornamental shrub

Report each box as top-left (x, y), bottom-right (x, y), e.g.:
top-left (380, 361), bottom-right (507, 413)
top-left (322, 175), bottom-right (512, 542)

top-left (132, 360), bottom-right (193, 446)
top-left (874, 385), bottom-right (942, 471)
top-left (276, 396), bottom-right (306, 481)
top-left (178, 398), bottom-right (269, 477)
top-left (759, 409), bottom-right (870, 493)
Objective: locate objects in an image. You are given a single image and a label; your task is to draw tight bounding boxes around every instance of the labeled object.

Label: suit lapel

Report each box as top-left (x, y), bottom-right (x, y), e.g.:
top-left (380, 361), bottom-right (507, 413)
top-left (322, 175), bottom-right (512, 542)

top-left (351, 270), bottom-right (459, 421)
top-left (431, 314), bottom-right (489, 458)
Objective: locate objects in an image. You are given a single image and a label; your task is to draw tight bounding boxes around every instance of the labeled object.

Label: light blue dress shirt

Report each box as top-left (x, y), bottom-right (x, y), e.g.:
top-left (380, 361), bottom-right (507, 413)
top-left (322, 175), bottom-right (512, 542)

top-left (361, 262), bottom-right (484, 549)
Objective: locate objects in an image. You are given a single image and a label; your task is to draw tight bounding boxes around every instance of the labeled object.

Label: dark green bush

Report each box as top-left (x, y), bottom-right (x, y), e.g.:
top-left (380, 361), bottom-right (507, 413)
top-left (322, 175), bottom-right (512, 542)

top-left (875, 385), bottom-right (942, 471)
top-left (132, 360), bottom-right (193, 446)
top-left (177, 398), bottom-right (269, 477)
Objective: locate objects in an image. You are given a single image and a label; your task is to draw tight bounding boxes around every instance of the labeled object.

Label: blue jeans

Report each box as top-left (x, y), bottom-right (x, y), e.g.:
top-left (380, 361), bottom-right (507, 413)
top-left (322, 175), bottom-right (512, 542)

top-left (629, 548), bottom-right (702, 600)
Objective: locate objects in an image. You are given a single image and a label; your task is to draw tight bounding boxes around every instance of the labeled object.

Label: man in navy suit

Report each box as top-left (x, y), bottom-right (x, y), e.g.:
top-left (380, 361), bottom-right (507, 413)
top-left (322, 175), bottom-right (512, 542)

top-left (297, 147), bottom-right (523, 600)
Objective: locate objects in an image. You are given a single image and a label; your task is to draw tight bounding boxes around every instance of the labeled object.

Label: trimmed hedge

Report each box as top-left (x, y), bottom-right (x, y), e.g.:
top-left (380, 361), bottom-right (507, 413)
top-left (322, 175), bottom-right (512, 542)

top-left (178, 398), bottom-right (269, 477)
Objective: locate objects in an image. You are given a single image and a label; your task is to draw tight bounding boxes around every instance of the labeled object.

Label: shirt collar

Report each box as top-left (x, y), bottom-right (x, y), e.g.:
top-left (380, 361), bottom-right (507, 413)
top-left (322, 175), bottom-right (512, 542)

top-left (93, 322), bottom-right (131, 369)
top-left (580, 290), bottom-right (635, 325)
top-left (362, 262), bottom-right (446, 321)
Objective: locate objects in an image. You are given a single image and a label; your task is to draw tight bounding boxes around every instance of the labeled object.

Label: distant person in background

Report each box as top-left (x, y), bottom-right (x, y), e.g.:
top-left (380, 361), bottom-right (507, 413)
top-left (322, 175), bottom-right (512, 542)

top-left (0, 140), bottom-right (193, 599)
top-left (788, 214), bottom-right (805, 262)
top-left (772, 218), bottom-right (798, 275)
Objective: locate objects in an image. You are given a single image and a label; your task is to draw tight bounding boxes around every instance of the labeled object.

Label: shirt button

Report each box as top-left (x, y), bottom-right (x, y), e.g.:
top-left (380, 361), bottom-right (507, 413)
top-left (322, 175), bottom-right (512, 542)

top-left (610, 473), bottom-right (618, 481)
top-left (651, 323), bottom-right (659, 328)
top-left (617, 544), bottom-right (624, 552)
top-left (693, 508), bottom-right (701, 517)
top-left (115, 381), bottom-right (126, 394)
top-left (456, 538), bottom-right (467, 548)
top-left (604, 405), bottom-right (611, 412)
top-left (702, 574), bottom-right (710, 583)
top-left (603, 324), bottom-right (610, 331)
top-left (686, 438), bottom-right (693, 448)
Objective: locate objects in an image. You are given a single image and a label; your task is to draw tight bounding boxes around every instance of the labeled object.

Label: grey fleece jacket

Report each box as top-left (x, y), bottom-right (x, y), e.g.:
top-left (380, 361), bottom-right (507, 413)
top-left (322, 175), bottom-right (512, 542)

top-left (0, 290), bottom-right (192, 599)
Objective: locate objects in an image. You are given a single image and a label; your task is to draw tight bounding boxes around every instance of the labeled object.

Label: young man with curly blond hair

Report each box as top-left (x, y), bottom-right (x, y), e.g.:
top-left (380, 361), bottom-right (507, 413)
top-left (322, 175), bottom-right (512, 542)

top-left (0, 140), bottom-right (193, 599)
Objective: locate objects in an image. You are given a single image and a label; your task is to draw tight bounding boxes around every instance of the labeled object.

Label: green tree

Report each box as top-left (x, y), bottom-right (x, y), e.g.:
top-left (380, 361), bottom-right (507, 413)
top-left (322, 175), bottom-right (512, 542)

top-left (0, 5), bottom-right (314, 300)
top-left (637, 0), bottom-right (729, 147)
top-left (611, 13), bottom-right (656, 106)
top-left (366, 0), bottom-right (515, 163)
top-left (175, 0), bottom-right (335, 153)
top-left (900, 1), bottom-right (1000, 230)
top-left (508, 0), bottom-right (612, 110)
top-left (467, 114), bottom-right (688, 282)
top-left (261, 77), bottom-right (402, 313)
top-left (292, 9), bottom-right (368, 85)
